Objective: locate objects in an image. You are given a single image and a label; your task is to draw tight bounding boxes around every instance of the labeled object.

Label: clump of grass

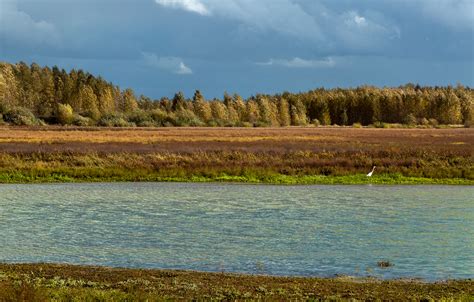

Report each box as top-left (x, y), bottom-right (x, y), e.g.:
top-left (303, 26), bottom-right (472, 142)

top-left (377, 261), bottom-right (393, 268)
top-left (0, 281), bottom-right (48, 301)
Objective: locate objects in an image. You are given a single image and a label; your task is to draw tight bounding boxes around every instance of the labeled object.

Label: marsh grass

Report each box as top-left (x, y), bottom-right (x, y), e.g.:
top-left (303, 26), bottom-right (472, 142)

top-left (0, 169), bottom-right (472, 185)
top-left (0, 127), bottom-right (472, 184)
top-left (0, 264), bottom-right (472, 301)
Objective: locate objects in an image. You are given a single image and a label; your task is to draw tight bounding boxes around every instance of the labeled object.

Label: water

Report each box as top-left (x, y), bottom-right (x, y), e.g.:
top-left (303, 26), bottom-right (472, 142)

top-left (0, 183), bottom-right (473, 280)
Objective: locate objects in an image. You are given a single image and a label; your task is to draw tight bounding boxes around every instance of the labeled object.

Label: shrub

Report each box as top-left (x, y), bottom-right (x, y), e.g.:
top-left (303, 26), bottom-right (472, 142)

top-left (82, 108), bottom-right (101, 121)
top-left (418, 117), bottom-right (429, 126)
top-left (155, 112), bottom-right (179, 127)
top-left (403, 114), bottom-right (417, 126)
top-left (174, 109), bottom-right (203, 126)
top-left (254, 121), bottom-right (271, 127)
top-left (464, 120), bottom-right (472, 128)
top-left (238, 121), bottom-right (253, 127)
top-left (0, 102), bottom-right (9, 115)
top-left (352, 122), bottom-right (362, 128)
top-left (98, 114), bottom-right (132, 127)
top-left (428, 118), bottom-right (439, 127)
top-left (150, 109), bottom-right (168, 125)
top-left (207, 120), bottom-right (219, 127)
top-left (73, 114), bottom-right (93, 126)
top-left (3, 107), bottom-right (41, 126)
top-left (311, 119), bottom-right (321, 127)
top-left (56, 104), bottom-right (74, 125)
top-left (321, 112), bottom-right (331, 126)
top-left (223, 120), bottom-right (236, 127)
top-left (387, 123), bottom-right (403, 128)
top-left (127, 110), bottom-right (154, 127)
top-left (140, 121), bottom-right (157, 127)
top-left (209, 118), bottom-right (227, 127)
top-left (373, 121), bottom-right (386, 128)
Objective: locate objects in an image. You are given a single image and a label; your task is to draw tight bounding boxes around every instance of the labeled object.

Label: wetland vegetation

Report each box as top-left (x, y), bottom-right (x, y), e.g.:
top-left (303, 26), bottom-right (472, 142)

top-left (0, 127), bottom-right (472, 184)
top-left (0, 264), bottom-right (472, 301)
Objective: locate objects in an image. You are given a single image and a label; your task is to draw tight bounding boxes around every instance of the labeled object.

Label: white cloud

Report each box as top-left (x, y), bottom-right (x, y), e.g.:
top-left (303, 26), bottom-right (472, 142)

top-left (155, 0), bottom-right (323, 42)
top-left (349, 13), bottom-right (368, 27)
top-left (176, 61), bottom-right (193, 74)
top-left (154, 1), bottom-right (404, 52)
top-left (0, 0), bottom-right (60, 49)
top-left (335, 10), bottom-right (400, 51)
top-left (257, 57), bottom-right (336, 68)
top-left (155, 0), bottom-right (210, 16)
top-left (142, 52), bottom-right (193, 74)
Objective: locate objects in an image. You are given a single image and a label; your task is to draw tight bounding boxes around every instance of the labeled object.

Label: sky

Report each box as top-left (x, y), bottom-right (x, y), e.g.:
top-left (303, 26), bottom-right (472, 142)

top-left (0, 0), bottom-right (473, 99)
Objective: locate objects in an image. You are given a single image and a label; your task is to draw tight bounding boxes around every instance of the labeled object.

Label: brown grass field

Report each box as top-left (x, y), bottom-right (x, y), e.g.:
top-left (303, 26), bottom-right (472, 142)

top-left (0, 126), bottom-right (472, 182)
top-left (0, 263), bottom-right (472, 301)
top-left (0, 126), bottom-right (472, 153)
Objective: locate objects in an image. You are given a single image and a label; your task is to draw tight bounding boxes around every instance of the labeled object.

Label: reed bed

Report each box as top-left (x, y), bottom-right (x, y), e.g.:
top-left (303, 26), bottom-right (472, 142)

top-left (0, 127), bottom-right (472, 184)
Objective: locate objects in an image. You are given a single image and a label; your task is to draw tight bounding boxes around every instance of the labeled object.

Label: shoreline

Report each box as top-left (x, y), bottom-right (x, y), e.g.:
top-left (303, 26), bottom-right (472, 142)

top-left (1, 173), bottom-right (473, 185)
top-left (1, 263), bottom-right (472, 300)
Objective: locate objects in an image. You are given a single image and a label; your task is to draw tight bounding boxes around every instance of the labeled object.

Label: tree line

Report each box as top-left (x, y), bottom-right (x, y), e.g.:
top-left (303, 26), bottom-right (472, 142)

top-left (1, 61), bottom-right (472, 127)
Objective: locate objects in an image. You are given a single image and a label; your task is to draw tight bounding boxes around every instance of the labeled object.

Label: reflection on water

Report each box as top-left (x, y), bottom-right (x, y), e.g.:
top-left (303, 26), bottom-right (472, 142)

top-left (0, 183), bottom-right (473, 280)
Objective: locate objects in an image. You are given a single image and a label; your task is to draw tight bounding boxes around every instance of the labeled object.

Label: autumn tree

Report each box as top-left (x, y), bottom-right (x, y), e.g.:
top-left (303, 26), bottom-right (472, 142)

top-left (210, 100), bottom-right (228, 125)
top-left (290, 98), bottom-right (307, 126)
top-left (278, 98), bottom-right (291, 126)
top-left (76, 85), bottom-right (100, 120)
top-left (0, 63), bottom-right (19, 109)
top-left (233, 94), bottom-right (247, 122)
top-left (37, 68), bottom-right (55, 119)
top-left (192, 90), bottom-right (211, 123)
top-left (171, 91), bottom-right (186, 111)
top-left (246, 99), bottom-right (260, 125)
top-left (120, 88), bottom-right (138, 113)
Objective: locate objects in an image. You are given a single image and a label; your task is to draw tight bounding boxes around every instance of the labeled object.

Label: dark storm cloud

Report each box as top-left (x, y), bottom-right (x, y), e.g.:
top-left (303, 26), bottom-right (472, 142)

top-left (1, 0), bottom-right (472, 98)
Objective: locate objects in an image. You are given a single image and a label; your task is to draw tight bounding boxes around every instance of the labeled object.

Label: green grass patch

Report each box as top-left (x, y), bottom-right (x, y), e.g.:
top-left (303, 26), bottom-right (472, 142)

top-left (0, 169), bottom-right (472, 185)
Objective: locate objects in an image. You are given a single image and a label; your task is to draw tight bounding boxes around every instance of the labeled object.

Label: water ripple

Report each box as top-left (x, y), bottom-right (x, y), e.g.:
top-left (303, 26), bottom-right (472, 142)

top-left (0, 183), bottom-right (473, 280)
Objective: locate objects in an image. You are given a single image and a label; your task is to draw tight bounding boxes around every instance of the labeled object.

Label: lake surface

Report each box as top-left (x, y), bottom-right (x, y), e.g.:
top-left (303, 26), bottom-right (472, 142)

top-left (0, 183), bottom-right (473, 280)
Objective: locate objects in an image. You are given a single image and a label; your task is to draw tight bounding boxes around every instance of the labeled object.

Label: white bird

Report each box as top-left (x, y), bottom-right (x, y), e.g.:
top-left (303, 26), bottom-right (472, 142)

top-left (366, 166), bottom-right (376, 177)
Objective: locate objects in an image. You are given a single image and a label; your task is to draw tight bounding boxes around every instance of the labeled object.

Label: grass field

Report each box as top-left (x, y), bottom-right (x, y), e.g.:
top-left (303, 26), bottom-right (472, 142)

top-left (1, 263), bottom-right (472, 301)
top-left (0, 126), bottom-right (472, 184)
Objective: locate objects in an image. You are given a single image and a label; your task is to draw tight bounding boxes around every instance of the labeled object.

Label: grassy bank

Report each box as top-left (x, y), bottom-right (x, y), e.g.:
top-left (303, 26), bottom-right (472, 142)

top-left (1, 263), bottom-right (472, 301)
top-left (0, 169), bottom-right (473, 185)
top-left (0, 127), bottom-right (472, 184)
